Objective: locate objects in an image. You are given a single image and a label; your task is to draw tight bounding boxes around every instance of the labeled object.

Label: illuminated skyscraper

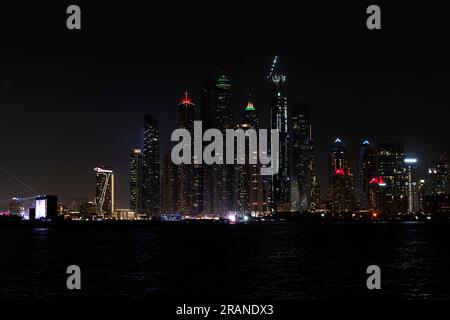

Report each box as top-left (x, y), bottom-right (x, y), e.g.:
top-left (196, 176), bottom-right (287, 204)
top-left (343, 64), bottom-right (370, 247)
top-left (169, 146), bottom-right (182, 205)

top-left (357, 140), bottom-right (376, 210)
top-left (368, 176), bottom-right (387, 214)
top-left (427, 153), bottom-right (450, 195)
top-left (328, 138), bottom-right (349, 182)
top-left (270, 74), bottom-right (290, 212)
top-left (327, 138), bottom-right (354, 215)
top-left (404, 158), bottom-right (419, 213)
top-left (214, 74), bottom-right (235, 215)
top-left (142, 115), bottom-right (160, 216)
top-left (200, 77), bottom-right (215, 214)
top-left (94, 166), bottom-right (114, 216)
top-left (236, 97), bottom-right (262, 216)
top-left (292, 102), bottom-right (319, 212)
top-left (376, 143), bottom-right (406, 214)
top-left (176, 91), bottom-right (198, 214)
top-left (129, 149), bottom-right (142, 213)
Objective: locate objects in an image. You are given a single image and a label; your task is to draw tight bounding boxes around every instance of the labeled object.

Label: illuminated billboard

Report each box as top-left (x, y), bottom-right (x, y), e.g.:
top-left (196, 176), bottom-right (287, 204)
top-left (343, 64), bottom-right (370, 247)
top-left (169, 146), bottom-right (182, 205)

top-left (35, 199), bottom-right (47, 219)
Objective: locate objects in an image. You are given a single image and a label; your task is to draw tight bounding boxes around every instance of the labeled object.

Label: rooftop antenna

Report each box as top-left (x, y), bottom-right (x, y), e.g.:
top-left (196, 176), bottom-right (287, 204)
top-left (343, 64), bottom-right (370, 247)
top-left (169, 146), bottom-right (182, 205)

top-left (267, 56), bottom-right (278, 80)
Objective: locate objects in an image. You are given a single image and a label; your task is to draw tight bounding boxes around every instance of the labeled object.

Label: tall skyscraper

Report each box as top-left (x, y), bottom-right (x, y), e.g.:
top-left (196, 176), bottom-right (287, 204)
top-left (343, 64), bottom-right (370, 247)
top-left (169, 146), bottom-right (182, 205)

top-left (376, 143), bottom-right (406, 214)
top-left (327, 138), bottom-right (354, 215)
top-left (162, 150), bottom-right (178, 214)
top-left (236, 97), bottom-right (261, 216)
top-left (270, 74), bottom-right (290, 212)
top-left (142, 114), bottom-right (160, 216)
top-left (214, 74), bottom-right (235, 215)
top-left (357, 140), bottom-right (376, 210)
top-left (200, 77), bottom-right (216, 214)
top-left (129, 149), bottom-right (142, 213)
top-left (176, 91), bottom-right (197, 214)
top-left (94, 166), bottom-right (114, 216)
top-left (404, 158), bottom-right (419, 213)
top-left (291, 102), bottom-right (318, 212)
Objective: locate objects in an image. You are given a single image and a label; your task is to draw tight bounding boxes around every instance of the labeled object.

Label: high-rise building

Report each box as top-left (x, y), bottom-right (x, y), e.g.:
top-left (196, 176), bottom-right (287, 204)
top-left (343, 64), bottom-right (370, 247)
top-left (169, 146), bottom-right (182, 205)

top-left (368, 176), bottom-right (387, 214)
top-left (142, 114), bottom-right (160, 216)
top-left (214, 74), bottom-right (235, 215)
top-left (427, 153), bottom-right (450, 195)
top-left (129, 148), bottom-right (142, 213)
top-left (328, 138), bottom-right (349, 182)
top-left (162, 150), bottom-right (177, 214)
top-left (200, 77), bottom-right (216, 214)
top-left (176, 91), bottom-right (198, 214)
top-left (404, 158), bottom-right (419, 213)
top-left (94, 166), bottom-right (114, 216)
top-left (376, 143), bottom-right (406, 214)
top-left (418, 178), bottom-right (427, 211)
top-left (270, 74), bottom-right (290, 212)
top-left (291, 102), bottom-right (319, 212)
top-left (236, 97), bottom-right (262, 216)
top-left (357, 140), bottom-right (376, 210)
top-left (327, 138), bottom-right (354, 215)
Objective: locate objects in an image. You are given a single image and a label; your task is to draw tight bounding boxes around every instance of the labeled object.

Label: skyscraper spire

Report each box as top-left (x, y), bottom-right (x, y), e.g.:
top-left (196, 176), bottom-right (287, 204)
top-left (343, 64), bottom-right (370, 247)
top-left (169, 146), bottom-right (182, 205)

top-left (245, 93), bottom-right (255, 111)
top-left (180, 90), bottom-right (193, 105)
top-left (267, 55), bottom-right (278, 80)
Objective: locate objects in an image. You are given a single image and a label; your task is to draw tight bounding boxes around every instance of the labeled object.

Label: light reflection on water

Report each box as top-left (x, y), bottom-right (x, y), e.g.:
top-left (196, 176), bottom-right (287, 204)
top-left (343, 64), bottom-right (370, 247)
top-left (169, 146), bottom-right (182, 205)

top-left (0, 222), bottom-right (449, 300)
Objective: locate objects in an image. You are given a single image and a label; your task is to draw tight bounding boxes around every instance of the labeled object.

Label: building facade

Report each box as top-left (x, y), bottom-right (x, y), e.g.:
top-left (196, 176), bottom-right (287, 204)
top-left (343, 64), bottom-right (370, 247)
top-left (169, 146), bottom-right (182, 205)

top-left (142, 114), bottom-right (160, 216)
top-left (357, 140), bottom-right (376, 210)
top-left (376, 143), bottom-right (407, 215)
top-left (213, 74), bottom-right (235, 215)
top-left (162, 150), bottom-right (178, 214)
top-left (236, 98), bottom-right (263, 216)
top-left (291, 102), bottom-right (319, 212)
top-left (129, 148), bottom-right (142, 213)
top-left (176, 92), bottom-right (198, 214)
top-left (327, 138), bottom-right (354, 215)
top-left (270, 74), bottom-right (290, 212)
top-left (94, 166), bottom-right (114, 216)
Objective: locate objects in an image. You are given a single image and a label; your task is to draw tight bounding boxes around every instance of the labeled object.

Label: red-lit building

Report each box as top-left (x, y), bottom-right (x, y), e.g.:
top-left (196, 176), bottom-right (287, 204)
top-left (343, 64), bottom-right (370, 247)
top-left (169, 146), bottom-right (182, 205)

top-left (327, 139), bottom-right (354, 216)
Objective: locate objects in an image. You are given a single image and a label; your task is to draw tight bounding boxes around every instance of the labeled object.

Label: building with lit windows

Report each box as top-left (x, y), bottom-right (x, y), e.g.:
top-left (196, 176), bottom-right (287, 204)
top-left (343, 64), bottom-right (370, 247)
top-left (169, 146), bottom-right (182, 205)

top-left (327, 138), bottom-right (354, 216)
top-left (376, 143), bottom-right (407, 215)
top-left (142, 115), bottom-right (160, 216)
top-left (129, 149), bottom-right (142, 213)
top-left (270, 74), bottom-right (290, 212)
top-left (200, 76), bottom-right (215, 214)
top-left (214, 74), bottom-right (235, 215)
top-left (404, 158), bottom-right (419, 213)
top-left (292, 102), bottom-right (319, 212)
top-left (94, 166), bottom-right (114, 216)
top-left (176, 91), bottom-right (199, 214)
top-left (357, 140), bottom-right (376, 210)
top-left (236, 97), bottom-right (263, 216)
top-left (427, 153), bottom-right (449, 195)
top-left (162, 150), bottom-right (178, 214)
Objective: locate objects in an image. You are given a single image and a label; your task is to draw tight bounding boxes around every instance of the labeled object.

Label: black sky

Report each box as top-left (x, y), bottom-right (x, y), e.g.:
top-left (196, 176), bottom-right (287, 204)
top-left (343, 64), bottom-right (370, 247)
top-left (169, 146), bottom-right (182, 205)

top-left (0, 2), bottom-right (449, 207)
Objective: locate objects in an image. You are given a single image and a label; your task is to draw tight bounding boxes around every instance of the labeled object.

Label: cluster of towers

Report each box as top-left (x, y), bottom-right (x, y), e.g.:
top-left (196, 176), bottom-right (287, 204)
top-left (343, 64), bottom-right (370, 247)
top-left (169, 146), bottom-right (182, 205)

top-left (326, 139), bottom-right (450, 217)
top-left (125, 59), bottom-right (320, 217)
top-left (119, 59), bottom-right (449, 219)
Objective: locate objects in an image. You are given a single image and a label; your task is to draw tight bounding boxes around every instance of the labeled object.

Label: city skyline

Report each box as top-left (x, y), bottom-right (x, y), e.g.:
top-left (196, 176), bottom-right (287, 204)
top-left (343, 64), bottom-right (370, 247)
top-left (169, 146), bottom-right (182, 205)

top-left (1, 3), bottom-right (450, 209)
top-left (1, 63), bottom-right (449, 209)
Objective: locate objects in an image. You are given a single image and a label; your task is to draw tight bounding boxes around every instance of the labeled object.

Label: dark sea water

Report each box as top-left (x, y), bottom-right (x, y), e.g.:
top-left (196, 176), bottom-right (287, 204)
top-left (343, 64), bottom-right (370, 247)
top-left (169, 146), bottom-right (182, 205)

top-left (0, 222), bottom-right (449, 300)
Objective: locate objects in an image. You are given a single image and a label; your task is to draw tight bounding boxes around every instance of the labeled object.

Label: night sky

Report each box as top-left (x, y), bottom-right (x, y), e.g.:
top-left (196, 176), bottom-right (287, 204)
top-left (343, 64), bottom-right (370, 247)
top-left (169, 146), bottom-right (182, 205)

top-left (0, 2), bottom-right (449, 208)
